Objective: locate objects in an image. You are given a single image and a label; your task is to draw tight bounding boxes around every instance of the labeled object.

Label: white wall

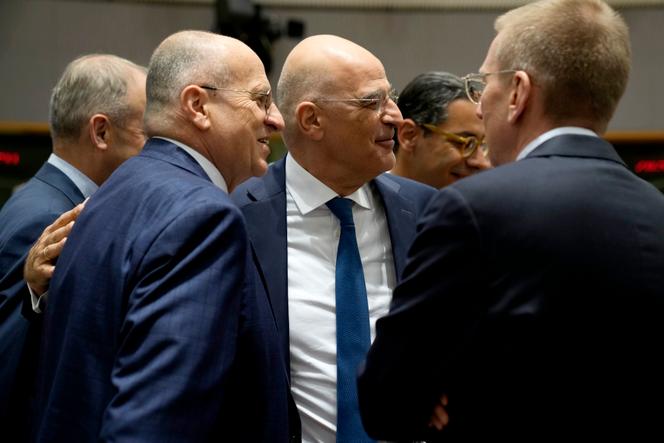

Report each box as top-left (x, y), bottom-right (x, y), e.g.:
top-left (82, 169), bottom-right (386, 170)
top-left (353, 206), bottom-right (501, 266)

top-left (1, 0), bottom-right (663, 130)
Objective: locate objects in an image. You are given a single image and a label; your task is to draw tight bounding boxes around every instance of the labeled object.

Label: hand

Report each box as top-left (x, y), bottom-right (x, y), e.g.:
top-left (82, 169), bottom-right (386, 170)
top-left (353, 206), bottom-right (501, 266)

top-left (24, 200), bottom-right (86, 295)
top-left (428, 394), bottom-right (449, 431)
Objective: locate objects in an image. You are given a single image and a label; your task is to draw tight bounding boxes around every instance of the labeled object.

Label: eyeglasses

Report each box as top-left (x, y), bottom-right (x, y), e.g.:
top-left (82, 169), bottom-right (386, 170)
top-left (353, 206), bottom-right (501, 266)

top-left (199, 85), bottom-right (273, 113)
top-left (316, 88), bottom-right (399, 115)
top-left (461, 70), bottom-right (518, 104)
top-left (421, 124), bottom-right (488, 158)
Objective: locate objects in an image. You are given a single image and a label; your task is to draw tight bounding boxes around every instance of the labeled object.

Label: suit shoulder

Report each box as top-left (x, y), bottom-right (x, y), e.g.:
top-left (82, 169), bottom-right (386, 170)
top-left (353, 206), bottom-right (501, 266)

top-left (377, 173), bottom-right (437, 206)
top-left (231, 176), bottom-right (264, 208)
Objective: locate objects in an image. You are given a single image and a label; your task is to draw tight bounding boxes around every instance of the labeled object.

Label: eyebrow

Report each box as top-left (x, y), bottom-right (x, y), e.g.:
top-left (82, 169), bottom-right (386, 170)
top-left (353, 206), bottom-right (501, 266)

top-left (358, 85), bottom-right (394, 100)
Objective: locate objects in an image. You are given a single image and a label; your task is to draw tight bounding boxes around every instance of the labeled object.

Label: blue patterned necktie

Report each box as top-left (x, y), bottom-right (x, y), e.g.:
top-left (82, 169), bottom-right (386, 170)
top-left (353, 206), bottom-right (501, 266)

top-left (326, 197), bottom-right (374, 443)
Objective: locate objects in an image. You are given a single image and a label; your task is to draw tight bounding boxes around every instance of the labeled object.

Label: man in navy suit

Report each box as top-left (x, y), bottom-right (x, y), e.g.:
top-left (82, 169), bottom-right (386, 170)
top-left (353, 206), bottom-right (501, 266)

top-left (359, 0), bottom-right (664, 441)
top-left (0, 54), bottom-right (147, 441)
top-left (34, 31), bottom-right (296, 442)
top-left (232, 35), bottom-right (436, 442)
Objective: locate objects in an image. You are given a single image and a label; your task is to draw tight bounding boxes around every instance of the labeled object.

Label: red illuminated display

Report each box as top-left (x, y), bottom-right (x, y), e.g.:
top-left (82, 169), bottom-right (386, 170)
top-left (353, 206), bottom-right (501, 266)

top-left (0, 151), bottom-right (20, 166)
top-left (635, 159), bottom-right (664, 174)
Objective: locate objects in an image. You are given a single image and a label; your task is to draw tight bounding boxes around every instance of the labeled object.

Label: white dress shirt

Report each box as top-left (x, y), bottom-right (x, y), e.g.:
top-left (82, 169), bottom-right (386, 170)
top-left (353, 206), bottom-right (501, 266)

top-left (285, 154), bottom-right (396, 443)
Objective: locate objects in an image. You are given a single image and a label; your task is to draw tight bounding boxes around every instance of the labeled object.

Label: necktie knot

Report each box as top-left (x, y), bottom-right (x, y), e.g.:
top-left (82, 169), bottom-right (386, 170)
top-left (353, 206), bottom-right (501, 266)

top-left (326, 197), bottom-right (354, 227)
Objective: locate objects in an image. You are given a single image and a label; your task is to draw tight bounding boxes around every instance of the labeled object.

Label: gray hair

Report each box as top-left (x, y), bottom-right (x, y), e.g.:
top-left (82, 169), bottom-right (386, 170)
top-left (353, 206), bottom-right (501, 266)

top-left (144, 30), bottom-right (231, 129)
top-left (49, 54), bottom-right (146, 141)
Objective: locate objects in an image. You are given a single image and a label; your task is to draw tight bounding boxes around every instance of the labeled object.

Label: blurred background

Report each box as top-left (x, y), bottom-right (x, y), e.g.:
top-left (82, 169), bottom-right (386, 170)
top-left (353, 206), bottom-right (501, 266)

top-left (1, 0), bottom-right (663, 205)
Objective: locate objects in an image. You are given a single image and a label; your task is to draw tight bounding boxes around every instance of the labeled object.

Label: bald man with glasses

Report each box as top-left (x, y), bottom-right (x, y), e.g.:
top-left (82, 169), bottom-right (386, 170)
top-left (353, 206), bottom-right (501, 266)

top-left (232, 34), bottom-right (437, 442)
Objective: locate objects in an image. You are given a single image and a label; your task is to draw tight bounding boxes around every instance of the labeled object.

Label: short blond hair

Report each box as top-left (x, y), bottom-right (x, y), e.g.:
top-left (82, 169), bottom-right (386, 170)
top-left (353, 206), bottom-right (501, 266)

top-left (494, 0), bottom-right (630, 128)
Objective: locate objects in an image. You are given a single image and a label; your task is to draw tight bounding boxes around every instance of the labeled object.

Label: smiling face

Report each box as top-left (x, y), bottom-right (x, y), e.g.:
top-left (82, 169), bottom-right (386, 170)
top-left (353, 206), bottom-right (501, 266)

top-left (316, 51), bottom-right (402, 189)
top-left (412, 98), bottom-right (490, 188)
top-left (203, 44), bottom-right (284, 191)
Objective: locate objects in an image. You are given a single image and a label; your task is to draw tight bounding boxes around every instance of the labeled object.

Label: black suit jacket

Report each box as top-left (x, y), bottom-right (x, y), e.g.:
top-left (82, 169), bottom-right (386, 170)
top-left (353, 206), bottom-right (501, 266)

top-left (0, 162), bottom-right (85, 441)
top-left (359, 135), bottom-right (664, 441)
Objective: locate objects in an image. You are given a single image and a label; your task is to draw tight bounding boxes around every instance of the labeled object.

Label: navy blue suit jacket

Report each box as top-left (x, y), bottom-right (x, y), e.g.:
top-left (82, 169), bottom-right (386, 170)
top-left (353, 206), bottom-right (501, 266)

top-left (231, 157), bottom-right (436, 374)
top-left (0, 162), bottom-right (84, 441)
top-left (35, 139), bottom-right (294, 442)
top-left (359, 135), bottom-right (664, 441)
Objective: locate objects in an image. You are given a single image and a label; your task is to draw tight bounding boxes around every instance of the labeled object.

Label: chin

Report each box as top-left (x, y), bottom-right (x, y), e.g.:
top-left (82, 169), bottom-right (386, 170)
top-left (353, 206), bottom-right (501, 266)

top-left (252, 161), bottom-right (269, 178)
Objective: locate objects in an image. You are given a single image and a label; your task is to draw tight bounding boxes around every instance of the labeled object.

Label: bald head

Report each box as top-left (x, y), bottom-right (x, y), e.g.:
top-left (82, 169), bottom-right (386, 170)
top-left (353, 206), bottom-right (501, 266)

top-left (144, 30), bottom-right (257, 135)
top-left (277, 35), bottom-right (384, 142)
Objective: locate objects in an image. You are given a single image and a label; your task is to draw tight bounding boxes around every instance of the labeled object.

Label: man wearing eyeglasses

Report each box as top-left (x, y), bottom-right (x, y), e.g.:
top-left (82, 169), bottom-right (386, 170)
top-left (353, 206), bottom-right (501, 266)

top-left (392, 71), bottom-right (491, 189)
top-left (33, 31), bottom-right (297, 442)
top-left (232, 34), bottom-right (437, 442)
top-left (359, 0), bottom-right (664, 441)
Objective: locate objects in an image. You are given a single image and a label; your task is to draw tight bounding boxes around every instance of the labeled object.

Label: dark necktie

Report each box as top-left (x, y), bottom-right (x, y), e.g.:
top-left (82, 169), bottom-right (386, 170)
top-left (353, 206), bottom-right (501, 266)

top-left (326, 197), bottom-right (374, 443)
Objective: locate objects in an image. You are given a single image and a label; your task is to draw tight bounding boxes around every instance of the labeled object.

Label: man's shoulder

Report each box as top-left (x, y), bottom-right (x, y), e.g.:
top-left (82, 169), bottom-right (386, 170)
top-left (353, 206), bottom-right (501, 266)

top-left (231, 159), bottom-right (286, 208)
top-left (0, 175), bottom-right (77, 243)
top-left (375, 173), bottom-right (437, 207)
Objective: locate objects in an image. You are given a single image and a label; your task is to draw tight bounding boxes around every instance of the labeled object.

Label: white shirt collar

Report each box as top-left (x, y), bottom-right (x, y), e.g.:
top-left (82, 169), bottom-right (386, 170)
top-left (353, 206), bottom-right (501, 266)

top-left (154, 136), bottom-right (228, 193)
top-left (516, 127), bottom-right (598, 161)
top-left (47, 153), bottom-right (98, 198)
top-left (285, 153), bottom-right (373, 215)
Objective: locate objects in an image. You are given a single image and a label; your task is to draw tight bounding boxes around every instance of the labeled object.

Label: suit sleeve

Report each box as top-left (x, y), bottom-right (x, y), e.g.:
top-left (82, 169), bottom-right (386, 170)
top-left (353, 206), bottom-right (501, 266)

top-left (0, 211), bottom-right (65, 421)
top-left (100, 200), bottom-right (249, 442)
top-left (358, 187), bottom-right (484, 441)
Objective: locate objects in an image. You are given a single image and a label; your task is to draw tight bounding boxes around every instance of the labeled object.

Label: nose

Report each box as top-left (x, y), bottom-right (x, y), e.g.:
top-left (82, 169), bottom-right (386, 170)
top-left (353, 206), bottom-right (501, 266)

top-left (381, 98), bottom-right (403, 127)
top-left (466, 145), bottom-right (492, 170)
top-left (475, 100), bottom-right (483, 120)
top-left (265, 102), bottom-right (285, 132)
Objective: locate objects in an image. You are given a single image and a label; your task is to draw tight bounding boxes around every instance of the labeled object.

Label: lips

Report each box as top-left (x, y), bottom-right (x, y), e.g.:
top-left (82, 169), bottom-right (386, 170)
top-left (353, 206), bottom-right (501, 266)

top-left (257, 136), bottom-right (271, 158)
top-left (375, 132), bottom-right (395, 149)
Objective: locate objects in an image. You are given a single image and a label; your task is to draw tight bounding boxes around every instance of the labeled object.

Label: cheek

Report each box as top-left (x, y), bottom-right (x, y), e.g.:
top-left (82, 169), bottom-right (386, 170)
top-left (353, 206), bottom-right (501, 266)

top-left (433, 145), bottom-right (463, 169)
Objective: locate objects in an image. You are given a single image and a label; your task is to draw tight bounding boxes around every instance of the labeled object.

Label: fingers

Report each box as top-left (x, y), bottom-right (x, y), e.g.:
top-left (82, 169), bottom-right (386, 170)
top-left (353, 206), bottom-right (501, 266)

top-left (44, 202), bottom-right (85, 236)
top-left (428, 394), bottom-right (450, 431)
top-left (44, 220), bottom-right (74, 252)
top-left (23, 202), bottom-right (84, 296)
top-left (42, 234), bottom-right (68, 262)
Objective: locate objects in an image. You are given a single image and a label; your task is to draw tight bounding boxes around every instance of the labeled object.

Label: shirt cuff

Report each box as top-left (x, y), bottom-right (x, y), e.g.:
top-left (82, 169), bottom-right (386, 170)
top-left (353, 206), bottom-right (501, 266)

top-left (29, 284), bottom-right (48, 314)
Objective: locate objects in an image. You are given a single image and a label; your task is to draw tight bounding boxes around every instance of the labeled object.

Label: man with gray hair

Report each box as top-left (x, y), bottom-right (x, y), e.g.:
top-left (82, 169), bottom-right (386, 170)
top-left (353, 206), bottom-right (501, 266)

top-left (392, 71), bottom-right (490, 189)
top-left (0, 54), bottom-right (146, 442)
top-left (34, 30), bottom-right (296, 442)
top-left (360, 0), bottom-right (664, 440)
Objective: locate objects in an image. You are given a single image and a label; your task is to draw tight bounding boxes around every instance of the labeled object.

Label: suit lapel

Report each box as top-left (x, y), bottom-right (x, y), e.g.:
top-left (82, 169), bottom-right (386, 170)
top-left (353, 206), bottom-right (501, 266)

top-left (238, 159), bottom-right (291, 368)
top-left (35, 163), bottom-right (85, 205)
top-left (373, 174), bottom-right (418, 282)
